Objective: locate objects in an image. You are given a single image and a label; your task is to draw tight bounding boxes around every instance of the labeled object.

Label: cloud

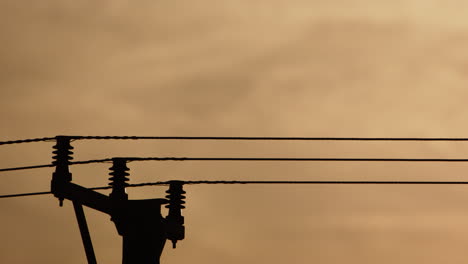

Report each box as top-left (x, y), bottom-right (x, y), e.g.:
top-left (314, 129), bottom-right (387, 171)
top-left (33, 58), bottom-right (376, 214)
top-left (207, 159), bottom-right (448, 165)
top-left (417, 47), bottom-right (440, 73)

top-left (3, 1), bottom-right (468, 263)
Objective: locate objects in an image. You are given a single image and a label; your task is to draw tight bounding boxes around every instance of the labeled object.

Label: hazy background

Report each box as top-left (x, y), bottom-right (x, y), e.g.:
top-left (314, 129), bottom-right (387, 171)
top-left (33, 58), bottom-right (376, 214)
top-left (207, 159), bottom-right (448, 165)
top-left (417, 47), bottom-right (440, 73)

top-left (2, 0), bottom-right (468, 263)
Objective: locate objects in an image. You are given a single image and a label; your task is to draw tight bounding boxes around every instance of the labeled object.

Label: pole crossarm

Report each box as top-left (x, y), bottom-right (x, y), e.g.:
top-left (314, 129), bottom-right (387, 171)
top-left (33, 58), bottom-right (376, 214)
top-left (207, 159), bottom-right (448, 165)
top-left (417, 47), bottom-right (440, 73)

top-left (57, 183), bottom-right (112, 214)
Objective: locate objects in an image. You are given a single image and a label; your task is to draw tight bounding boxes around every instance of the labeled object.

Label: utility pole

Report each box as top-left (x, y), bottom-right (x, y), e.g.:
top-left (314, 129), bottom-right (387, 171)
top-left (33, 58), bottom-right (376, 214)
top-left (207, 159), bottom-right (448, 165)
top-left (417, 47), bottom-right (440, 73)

top-left (50, 136), bottom-right (185, 264)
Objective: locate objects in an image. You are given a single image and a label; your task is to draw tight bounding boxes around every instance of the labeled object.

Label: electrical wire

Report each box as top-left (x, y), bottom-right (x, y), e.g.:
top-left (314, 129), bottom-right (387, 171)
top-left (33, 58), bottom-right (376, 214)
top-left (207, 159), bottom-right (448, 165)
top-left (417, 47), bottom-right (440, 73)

top-left (2, 180), bottom-right (468, 199)
top-left (0, 159), bottom-right (112, 173)
top-left (68, 136), bottom-right (468, 141)
top-left (0, 191), bottom-right (52, 198)
top-left (3, 137), bottom-right (468, 198)
top-left (126, 157), bottom-right (468, 162)
top-left (3, 156), bottom-right (468, 173)
top-left (0, 164), bottom-right (56, 172)
top-left (6, 136), bottom-right (468, 146)
top-left (147, 180), bottom-right (468, 185)
top-left (0, 137), bottom-right (55, 146)
top-left (0, 186), bottom-right (111, 199)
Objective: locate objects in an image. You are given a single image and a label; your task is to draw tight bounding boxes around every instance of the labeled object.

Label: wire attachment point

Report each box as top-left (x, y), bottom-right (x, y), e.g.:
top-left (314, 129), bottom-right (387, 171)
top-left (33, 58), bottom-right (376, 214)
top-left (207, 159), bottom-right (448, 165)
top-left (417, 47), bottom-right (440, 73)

top-left (51, 136), bottom-right (73, 206)
top-left (109, 158), bottom-right (129, 200)
top-left (165, 181), bottom-right (185, 248)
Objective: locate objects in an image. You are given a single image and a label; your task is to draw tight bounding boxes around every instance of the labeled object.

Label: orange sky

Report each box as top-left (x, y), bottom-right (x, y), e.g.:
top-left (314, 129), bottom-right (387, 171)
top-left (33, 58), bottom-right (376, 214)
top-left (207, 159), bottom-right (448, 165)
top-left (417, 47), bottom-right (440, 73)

top-left (2, 1), bottom-right (468, 263)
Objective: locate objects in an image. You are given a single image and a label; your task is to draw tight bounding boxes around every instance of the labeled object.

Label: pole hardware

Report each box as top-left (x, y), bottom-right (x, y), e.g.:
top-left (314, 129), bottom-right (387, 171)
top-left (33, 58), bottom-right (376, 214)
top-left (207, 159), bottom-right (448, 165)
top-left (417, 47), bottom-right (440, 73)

top-left (109, 158), bottom-right (130, 201)
top-left (165, 181), bottom-right (186, 248)
top-left (51, 136), bottom-right (73, 206)
top-left (51, 142), bottom-right (186, 264)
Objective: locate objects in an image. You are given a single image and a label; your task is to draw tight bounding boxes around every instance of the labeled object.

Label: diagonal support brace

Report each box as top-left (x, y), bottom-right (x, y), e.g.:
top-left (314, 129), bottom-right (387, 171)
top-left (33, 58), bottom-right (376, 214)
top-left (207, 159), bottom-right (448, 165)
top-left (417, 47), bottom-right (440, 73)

top-left (73, 201), bottom-right (97, 264)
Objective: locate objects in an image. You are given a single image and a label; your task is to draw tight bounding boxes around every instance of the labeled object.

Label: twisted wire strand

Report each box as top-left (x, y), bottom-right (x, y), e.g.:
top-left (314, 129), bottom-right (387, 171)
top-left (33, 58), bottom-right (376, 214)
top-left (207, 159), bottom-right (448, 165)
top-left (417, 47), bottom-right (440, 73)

top-left (3, 180), bottom-right (468, 199)
top-left (0, 186), bottom-right (111, 199)
top-left (3, 156), bottom-right (468, 173)
top-left (0, 159), bottom-right (113, 173)
top-left (0, 164), bottom-right (56, 172)
top-left (69, 136), bottom-right (468, 141)
top-left (150, 180), bottom-right (468, 185)
top-left (125, 157), bottom-right (468, 162)
top-left (5, 135), bottom-right (468, 148)
top-left (0, 137), bottom-right (55, 146)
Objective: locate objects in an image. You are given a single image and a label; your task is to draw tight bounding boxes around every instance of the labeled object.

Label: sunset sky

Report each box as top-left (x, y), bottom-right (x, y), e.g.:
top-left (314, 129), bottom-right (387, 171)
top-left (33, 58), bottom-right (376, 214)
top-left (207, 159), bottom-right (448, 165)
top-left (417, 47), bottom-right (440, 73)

top-left (2, 1), bottom-right (468, 263)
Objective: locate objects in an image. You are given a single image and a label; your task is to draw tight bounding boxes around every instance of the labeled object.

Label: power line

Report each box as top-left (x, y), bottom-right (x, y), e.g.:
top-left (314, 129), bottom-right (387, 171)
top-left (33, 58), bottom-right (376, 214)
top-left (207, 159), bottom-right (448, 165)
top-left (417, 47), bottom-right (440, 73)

top-left (3, 156), bottom-right (468, 173)
top-left (0, 164), bottom-right (56, 172)
top-left (0, 159), bottom-right (112, 173)
top-left (70, 159), bottom-right (113, 165)
top-left (6, 136), bottom-right (468, 146)
top-left (0, 186), bottom-right (111, 199)
top-left (3, 180), bottom-right (468, 199)
top-left (160, 180), bottom-right (468, 185)
top-left (67, 136), bottom-right (468, 141)
top-left (0, 191), bottom-right (52, 198)
top-left (126, 157), bottom-right (468, 162)
top-left (0, 137), bottom-right (55, 146)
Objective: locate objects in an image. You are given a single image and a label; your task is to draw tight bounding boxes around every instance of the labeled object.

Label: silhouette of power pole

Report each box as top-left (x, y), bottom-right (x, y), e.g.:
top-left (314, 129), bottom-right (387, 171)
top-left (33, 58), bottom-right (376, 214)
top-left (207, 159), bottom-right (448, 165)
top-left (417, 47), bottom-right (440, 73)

top-left (51, 136), bottom-right (185, 264)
